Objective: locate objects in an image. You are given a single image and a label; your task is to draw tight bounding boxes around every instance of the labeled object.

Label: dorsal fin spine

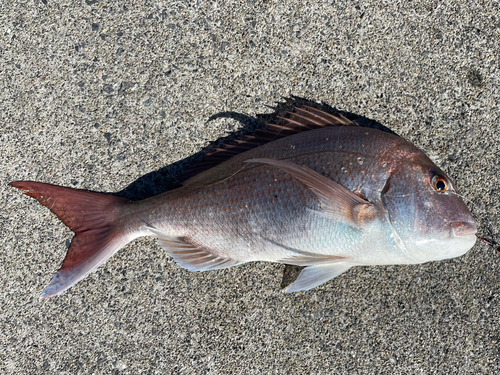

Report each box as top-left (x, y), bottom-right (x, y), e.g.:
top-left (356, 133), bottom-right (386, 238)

top-left (178, 105), bottom-right (356, 182)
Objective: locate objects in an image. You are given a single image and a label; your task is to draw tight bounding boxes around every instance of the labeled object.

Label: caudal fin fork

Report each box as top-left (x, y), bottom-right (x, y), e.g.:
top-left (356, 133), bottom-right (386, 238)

top-left (10, 181), bottom-right (133, 298)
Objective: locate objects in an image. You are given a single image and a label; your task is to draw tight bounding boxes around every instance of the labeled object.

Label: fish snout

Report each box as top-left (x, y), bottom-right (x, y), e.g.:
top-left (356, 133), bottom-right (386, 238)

top-left (450, 221), bottom-right (477, 237)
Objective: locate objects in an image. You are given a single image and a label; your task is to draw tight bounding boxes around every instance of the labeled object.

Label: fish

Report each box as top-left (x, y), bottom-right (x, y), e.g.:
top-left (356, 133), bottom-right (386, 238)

top-left (10, 105), bottom-right (477, 298)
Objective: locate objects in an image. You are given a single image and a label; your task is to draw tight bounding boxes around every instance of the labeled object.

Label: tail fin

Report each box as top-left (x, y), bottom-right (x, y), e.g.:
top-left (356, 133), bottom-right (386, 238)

top-left (10, 181), bottom-right (137, 298)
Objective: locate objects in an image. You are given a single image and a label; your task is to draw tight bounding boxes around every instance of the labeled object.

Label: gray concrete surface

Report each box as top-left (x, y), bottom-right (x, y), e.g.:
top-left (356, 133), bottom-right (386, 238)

top-left (1, 0), bottom-right (499, 374)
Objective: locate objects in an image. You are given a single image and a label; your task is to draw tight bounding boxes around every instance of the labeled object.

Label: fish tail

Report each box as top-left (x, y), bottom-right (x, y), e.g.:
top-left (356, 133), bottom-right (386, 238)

top-left (10, 181), bottom-right (138, 299)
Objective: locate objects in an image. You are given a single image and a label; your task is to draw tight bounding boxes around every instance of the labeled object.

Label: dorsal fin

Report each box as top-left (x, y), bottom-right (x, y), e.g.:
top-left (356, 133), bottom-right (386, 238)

top-left (178, 106), bottom-right (356, 182)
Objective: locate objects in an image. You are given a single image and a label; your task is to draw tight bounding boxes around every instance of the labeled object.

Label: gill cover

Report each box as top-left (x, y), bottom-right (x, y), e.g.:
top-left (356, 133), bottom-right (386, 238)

top-left (381, 163), bottom-right (476, 263)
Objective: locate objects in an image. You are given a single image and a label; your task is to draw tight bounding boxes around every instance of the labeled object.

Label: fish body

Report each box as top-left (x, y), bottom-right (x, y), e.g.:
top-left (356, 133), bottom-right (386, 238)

top-left (10, 107), bottom-right (477, 298)
top-left (143, 127), bottom-right (418, 266)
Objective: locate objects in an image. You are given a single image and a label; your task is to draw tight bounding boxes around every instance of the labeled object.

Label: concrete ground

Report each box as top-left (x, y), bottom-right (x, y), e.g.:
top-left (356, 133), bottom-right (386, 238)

top-left (1, 0), bottom-right (499, 374)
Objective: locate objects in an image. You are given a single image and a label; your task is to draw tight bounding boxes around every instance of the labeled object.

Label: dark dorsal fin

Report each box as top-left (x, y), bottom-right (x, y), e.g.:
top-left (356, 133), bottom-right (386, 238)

top-left (178, 106), bottom-right (356, 182)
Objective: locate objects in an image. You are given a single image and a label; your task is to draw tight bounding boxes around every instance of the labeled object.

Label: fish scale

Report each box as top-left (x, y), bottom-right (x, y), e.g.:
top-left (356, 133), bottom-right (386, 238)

top-left (10, 107), bottom-right (477, 297)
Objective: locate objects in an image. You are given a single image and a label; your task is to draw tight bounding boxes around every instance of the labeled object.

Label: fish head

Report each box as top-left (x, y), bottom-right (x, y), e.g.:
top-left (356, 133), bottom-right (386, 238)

top-left (381, 154), bottom-right (476, 263)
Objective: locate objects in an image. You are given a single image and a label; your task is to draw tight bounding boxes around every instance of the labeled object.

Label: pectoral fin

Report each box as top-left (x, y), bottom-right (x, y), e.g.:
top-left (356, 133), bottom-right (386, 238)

top-left (245, 158), bottom-right (377, 228)
top-left (279, 254), bottom-right (347, 266)
top-left (285, 263), bottom-right (352, 293)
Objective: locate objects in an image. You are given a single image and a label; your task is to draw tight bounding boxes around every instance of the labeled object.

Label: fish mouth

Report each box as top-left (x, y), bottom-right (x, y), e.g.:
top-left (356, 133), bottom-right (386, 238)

top-left (450, 221), bottom-right (477, 237)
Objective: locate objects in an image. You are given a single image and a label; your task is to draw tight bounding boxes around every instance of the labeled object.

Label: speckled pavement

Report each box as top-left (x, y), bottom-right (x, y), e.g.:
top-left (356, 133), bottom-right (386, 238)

top-left (1, 1), bottom-right (499, 374)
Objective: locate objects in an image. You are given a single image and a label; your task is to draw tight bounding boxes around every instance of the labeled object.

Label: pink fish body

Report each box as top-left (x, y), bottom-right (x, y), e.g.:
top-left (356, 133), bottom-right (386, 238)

top-left (10, 107), bottom-right (476, 298)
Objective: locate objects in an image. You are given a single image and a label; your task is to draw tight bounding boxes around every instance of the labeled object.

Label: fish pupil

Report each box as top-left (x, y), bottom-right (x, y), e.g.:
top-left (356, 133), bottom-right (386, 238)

top-left (436, 180), bottom-right (446, 191)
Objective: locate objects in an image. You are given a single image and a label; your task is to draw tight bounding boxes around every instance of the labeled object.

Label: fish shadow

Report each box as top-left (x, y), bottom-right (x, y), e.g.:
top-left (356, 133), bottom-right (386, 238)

top-left (116, 96), bottom-right (395, 201)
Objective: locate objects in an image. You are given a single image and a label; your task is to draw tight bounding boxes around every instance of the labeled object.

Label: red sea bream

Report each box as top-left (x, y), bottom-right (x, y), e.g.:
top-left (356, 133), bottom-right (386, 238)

top-left (10, 106), bottom-right (477, 298)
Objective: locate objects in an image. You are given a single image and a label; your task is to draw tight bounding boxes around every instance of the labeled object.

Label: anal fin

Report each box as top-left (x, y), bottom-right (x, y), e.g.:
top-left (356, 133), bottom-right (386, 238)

top-left (286, 262), bottom-right (352, 293)
top-left (147, 227), bottom-right (241, 271)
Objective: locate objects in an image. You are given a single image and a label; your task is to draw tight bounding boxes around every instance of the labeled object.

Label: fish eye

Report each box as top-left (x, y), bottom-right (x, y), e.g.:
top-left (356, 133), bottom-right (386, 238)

top-left (431, 175), bottom-right (448, 193)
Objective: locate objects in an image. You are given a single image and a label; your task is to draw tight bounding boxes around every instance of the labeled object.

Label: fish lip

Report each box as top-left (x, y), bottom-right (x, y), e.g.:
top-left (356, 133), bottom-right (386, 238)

top-left (449, 221), bottom-right (477, 237)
